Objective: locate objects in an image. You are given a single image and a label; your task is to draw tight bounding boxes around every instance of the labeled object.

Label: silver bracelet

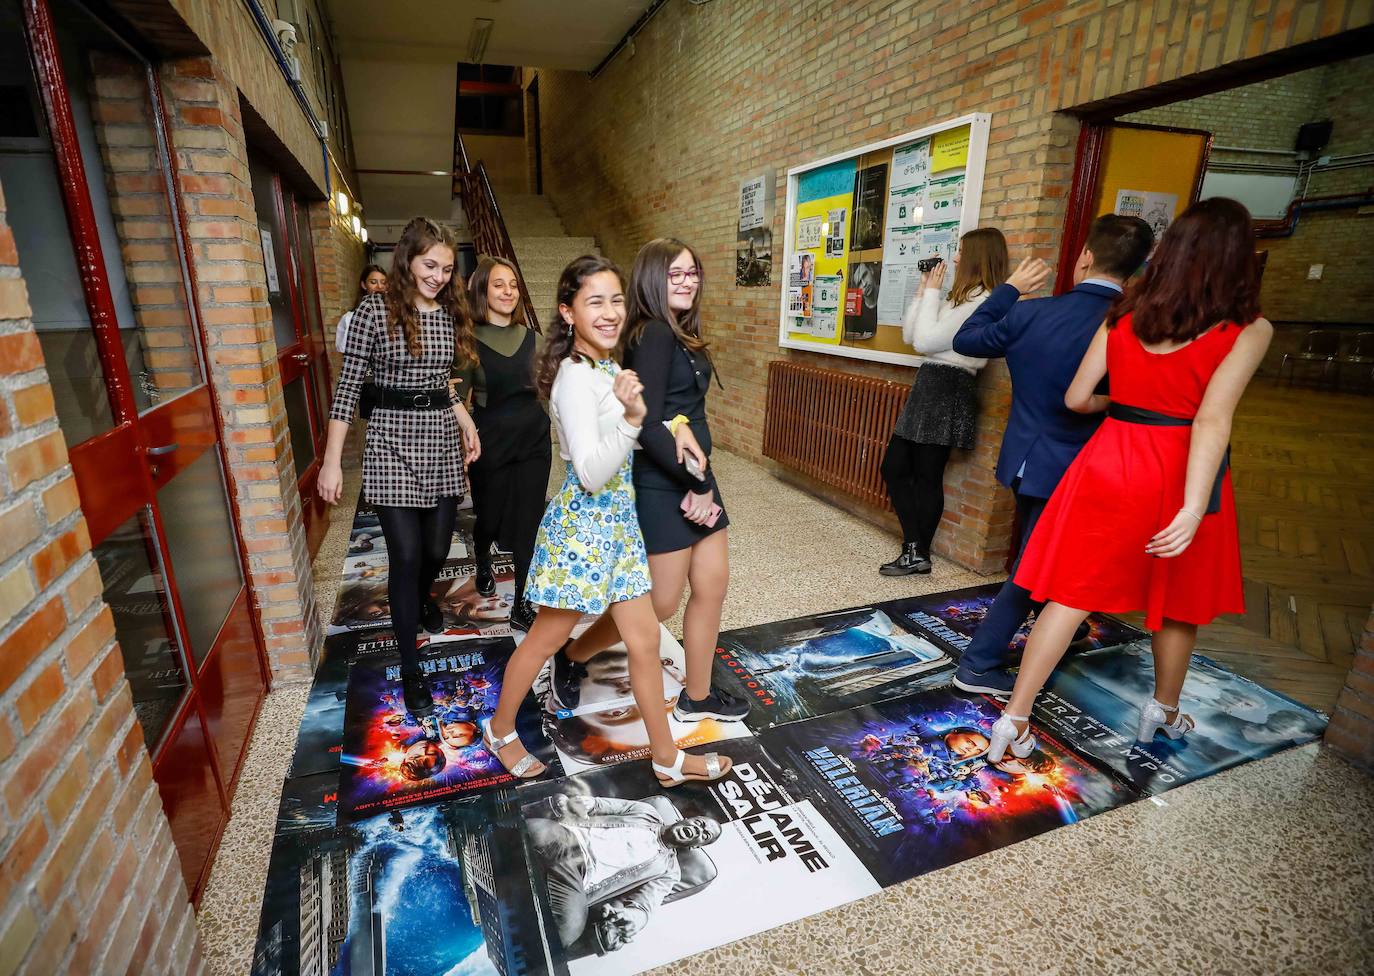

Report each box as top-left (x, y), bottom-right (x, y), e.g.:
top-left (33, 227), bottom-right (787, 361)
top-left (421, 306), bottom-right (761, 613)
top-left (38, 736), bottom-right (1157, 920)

top-left (1180, 509), bottom-right (1202, 523)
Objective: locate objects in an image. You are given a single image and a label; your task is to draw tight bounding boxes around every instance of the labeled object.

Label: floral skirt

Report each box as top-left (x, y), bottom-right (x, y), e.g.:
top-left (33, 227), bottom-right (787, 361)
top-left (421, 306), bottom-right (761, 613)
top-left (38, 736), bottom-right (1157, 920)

top-left (525, 460), bottom-right (652, 615)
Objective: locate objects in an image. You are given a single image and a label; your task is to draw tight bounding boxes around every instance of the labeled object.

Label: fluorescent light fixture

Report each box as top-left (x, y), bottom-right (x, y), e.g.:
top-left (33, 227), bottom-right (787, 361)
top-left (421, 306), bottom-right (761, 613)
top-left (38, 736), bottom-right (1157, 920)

top-left (361, 227), bottom-right (369, 243)
top-left (336, 191), bottom-right (349, 215)
top-left (351, 214), bottom-right (361, 235)
top-left (468, 17), bottom-right (494, 64)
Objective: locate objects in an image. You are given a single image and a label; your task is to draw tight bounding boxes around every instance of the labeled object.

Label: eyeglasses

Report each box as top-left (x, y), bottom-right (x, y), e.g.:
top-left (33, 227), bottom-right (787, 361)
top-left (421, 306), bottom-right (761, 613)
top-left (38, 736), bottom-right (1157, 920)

top-left (667, 267), bottom-right (701, 285)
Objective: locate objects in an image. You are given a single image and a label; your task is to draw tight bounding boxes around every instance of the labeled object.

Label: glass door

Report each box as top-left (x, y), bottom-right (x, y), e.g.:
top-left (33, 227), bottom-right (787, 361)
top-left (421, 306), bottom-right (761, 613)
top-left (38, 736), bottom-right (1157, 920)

top-left (9, 0), bottom-right (268, 900)
top-left (248, 155), bottom-right (331, 555)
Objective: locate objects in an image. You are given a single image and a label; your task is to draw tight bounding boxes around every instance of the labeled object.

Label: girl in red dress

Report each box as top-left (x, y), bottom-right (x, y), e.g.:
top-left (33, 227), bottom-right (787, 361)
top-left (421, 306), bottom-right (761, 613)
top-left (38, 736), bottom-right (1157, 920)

top-left (988, 198), bottom-right (1273, 762)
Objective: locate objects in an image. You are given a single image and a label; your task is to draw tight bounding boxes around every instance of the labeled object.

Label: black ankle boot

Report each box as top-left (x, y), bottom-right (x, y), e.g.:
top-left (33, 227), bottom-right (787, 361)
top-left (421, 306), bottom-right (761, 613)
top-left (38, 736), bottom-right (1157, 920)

top-left (419, 597), bottom-right (444, 634)
top-left (474, 560), bottom-right (495, 597)
top-left (879, 542), bottom-right (932, 577)
top-left (401, 671), bottom-right (439, 740)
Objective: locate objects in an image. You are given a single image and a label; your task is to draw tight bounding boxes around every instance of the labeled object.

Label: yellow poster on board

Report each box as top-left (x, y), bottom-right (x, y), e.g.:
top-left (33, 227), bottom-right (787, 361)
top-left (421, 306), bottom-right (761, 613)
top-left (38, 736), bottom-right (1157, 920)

top-left (930, 125), bottom-right (970, 173)
top-left (787, 191), bottom-right (852, 346)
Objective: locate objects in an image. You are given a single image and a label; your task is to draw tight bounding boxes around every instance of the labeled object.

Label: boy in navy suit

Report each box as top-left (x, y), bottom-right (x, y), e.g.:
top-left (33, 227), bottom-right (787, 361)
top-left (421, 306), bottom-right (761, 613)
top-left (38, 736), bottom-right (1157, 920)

top-left (949, 214), bottom-right (1154, 697)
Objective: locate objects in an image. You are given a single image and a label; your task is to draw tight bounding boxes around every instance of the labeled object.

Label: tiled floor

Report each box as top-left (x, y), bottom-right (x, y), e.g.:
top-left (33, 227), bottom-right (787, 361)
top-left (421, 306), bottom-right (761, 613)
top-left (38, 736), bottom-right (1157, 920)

top-left (196, 446), bottom-right (1374, 976)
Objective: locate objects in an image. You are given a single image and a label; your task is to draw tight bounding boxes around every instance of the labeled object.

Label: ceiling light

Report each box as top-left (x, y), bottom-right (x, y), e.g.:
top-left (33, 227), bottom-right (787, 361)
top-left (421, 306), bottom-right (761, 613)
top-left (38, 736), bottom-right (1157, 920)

top-left (468, 18), bottom-right (494, 64)
top-left (336, 191), bottom-right (349, 215)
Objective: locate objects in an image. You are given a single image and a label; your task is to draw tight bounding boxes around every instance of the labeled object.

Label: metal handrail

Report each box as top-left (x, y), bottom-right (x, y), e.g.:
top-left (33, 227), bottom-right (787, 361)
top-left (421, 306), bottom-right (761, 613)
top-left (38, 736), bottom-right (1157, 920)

top-left (453, 131), bottom-right (539, 330)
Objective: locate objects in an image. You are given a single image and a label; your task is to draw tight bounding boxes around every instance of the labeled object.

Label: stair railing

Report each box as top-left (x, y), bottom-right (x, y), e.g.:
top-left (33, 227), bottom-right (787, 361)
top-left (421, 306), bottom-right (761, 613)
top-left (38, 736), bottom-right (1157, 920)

top-left (453, 132), bottom-right (541, 331)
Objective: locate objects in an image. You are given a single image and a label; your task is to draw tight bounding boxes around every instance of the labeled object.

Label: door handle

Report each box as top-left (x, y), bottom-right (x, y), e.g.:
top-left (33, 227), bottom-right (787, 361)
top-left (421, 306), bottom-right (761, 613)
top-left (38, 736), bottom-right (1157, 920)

top-left (292, 352), bottom-right (310, 364)
top-left (147, 442), bottom-right (178, 456)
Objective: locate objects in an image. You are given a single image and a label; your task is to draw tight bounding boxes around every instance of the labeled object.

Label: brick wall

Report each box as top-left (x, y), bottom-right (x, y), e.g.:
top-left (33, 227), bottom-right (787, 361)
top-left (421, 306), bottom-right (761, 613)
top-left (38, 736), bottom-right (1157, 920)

top-left (312, 176), bottom-right (367, 366)
top-left (1124, 53), bottom-right (1374, 327)
top-left (532, 0), bottom-right (1374, 574)
top-left (162, 56), bottom-right (323, 681)
top-left (1325, 603), bottom-right (1374, 771)
top-left (0, 184), bottom-right (204, 974)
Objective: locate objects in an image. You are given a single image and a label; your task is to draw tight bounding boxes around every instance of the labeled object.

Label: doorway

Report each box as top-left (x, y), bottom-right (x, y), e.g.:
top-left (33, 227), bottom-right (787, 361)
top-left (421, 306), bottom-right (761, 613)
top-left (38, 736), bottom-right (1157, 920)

top-left (5, 0), bottom-right (269, 899)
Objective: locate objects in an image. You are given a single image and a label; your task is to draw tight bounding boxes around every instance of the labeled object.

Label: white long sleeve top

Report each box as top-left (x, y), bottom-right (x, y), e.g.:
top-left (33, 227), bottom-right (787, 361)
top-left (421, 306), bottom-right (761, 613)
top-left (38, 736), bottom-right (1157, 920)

top-left (550, 357), bottom-right (642, 494)
top-left (902, 287), bottom-right (990, 373)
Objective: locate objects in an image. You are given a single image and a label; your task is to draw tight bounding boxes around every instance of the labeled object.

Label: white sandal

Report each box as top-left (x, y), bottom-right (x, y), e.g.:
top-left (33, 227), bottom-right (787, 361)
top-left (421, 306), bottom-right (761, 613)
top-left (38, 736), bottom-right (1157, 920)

top-left (1136, 698), bottom-right (1195, 742)
top-left (481, 718), bottom-right (545, 779)
top-left (652, 750), bottom-right (731, 788)
top-left (987, 712), bottom-right (1037, 763)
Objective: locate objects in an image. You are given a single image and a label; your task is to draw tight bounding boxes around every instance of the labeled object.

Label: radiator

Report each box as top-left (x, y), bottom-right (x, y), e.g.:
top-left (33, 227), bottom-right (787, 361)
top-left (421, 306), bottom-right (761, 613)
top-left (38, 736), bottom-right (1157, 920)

top-left (763, 360), bottom-right (908, 510)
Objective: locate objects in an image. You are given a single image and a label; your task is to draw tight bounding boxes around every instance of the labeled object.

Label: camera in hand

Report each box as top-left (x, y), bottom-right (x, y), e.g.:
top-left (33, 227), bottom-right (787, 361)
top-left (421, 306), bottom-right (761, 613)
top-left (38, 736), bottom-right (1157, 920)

top-left (917, 256), bottom-right (942, 273)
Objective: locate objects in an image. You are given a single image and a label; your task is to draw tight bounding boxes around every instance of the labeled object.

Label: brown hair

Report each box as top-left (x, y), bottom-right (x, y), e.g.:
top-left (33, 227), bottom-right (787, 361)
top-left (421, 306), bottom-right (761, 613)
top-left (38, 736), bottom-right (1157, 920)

top-left (386, 217), bottom-right (477, 365)
top-left (356, 264), bottom-right (386, 303)
top-left (1085, 214), bottom-right (1154, 279)
top-left (467, 255), bottom-right (530, 329)
top-left (1109, 198), bottom-right (1260, 344)
top-left (534, 254), bottom-right (625, 398)
top-left (622, 238), bottom-right (708, 354)
top-left (947, 228), bottom-right (1009, 306)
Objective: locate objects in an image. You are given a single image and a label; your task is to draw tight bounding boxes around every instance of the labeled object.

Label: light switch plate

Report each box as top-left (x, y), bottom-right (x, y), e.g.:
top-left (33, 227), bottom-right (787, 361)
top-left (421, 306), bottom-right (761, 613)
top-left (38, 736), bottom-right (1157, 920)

top-left (1307, 264), bottom-right (1324, 280)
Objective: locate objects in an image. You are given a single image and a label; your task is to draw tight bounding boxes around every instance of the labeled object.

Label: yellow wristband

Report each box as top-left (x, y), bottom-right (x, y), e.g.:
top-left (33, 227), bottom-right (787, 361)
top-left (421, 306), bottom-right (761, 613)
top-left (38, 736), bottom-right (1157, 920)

top-left (667, 415), bottom-right (690, 436)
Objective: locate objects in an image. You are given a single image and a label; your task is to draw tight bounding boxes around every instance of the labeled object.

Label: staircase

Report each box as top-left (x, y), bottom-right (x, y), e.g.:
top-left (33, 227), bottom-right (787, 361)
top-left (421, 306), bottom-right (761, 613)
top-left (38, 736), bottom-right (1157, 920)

top-left (495, 194), bottom-right (600, 317)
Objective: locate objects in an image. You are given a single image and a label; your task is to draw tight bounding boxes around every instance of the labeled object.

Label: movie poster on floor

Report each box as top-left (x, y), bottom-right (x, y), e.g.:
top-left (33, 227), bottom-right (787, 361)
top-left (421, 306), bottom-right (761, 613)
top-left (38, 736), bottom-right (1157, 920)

top-left (330, 551), bottom-right (515, 636)
top-left (713, 605), bottom-right (952, 731)
top-left (882, 584), bottom-right (1145, 660)
top-left (761, 688), bottom-right (1134, 887)
top-left (533, 625), bottom-right (753, 776)
top-left (289, 629), bottom-right (404, 778)
top-left (1034, 643), bottom-right (1327, 795)
top-left (251, 799), bottom-right (555, 976)
top-left (337, 637), bottom-right (561, 821)
top-left (504, 738), bottom-right (881, 975)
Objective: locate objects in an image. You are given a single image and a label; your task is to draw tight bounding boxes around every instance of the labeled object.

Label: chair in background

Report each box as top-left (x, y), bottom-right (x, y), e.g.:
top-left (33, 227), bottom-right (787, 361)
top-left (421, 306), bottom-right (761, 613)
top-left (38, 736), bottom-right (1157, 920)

top-left (1279, 329), bottom-right (1341, 388)
top-left (1336, 331), bottom-right (1374, 393)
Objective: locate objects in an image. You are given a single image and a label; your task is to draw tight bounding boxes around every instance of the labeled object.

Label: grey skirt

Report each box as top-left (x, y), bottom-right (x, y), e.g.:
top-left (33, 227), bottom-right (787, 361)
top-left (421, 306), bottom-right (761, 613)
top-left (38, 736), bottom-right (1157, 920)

top-left (893, 361), bottom-right (978, 450)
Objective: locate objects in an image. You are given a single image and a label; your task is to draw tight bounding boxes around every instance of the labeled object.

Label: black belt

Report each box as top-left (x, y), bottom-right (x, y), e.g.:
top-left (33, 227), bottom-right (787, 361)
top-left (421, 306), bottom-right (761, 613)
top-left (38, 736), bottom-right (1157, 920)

top-left (374, 387), bottom-right (450, 411)
top-left (1107, 402), bottom-right (1229, 514)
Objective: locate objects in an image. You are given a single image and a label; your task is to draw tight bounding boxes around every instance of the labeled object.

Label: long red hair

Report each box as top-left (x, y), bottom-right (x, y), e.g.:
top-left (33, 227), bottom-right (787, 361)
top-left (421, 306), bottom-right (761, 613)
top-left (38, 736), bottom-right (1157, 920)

top-left (1109, 197), bottom-right (1260, 343)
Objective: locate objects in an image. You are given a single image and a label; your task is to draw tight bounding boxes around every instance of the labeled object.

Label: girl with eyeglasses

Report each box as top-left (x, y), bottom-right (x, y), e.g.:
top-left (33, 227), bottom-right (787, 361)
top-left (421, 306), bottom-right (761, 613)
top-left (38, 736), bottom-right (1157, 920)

top-left (319, 217), bottom-right (481, 736)
top-left (548, 239), bottom-right (748, 725)
top-left (464, 256), bottom-right (550, 633)
top-left (481, 254), bottom-right (733, 787)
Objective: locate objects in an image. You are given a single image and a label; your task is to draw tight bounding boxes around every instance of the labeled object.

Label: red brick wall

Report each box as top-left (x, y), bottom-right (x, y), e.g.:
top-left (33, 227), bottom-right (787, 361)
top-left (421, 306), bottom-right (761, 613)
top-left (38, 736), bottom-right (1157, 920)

top-left (162, 56), bottom-right (323, 681)
top-left (533, 0), bottom-right (1374, 574)
top-left (1326, 604), bottom-right (1374, 771)
top-left (0, 183), bottom-right (204, 975)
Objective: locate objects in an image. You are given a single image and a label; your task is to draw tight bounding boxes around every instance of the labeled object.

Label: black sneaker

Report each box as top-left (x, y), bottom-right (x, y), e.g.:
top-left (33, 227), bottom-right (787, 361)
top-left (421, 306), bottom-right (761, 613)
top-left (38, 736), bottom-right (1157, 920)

top-left (550, 644), bottom-right (586, 712)
top-left (474, 561), bottom-right (496, 598)
top-left (673, 686), bottom-right (749, 722)
top-left (509, 598), bottom-right (536, 633)
top-left (420, 598), bottom-right (444, 634)
top-left (951, 664), bottom-right (1016, 699)
top-left (879, 542), bottom-right (932, 577)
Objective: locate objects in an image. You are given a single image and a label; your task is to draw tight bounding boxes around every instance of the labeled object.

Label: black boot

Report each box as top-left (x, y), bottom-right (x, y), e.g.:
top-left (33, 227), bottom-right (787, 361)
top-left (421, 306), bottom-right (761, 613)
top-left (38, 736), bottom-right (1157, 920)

top-left (401, 670), bottom-right (440, 740)
top-left (419, 597), bottom-right (444, 634)
top-left (550, 643), bottom-right (588, 712)
top-left (474, 560), bottom-right (496, 598)
top-left (509, 598), bottom-right (536, 633)
top-left (879, 542), bottom-right (932, 576)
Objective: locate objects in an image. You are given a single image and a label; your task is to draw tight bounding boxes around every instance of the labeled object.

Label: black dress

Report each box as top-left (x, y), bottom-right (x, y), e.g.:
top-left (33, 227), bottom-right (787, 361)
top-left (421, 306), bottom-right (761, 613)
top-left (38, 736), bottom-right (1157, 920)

top-left (622, 319), bottom-right (728, 554)
top-left (466, 324), bottom-right (550, 605)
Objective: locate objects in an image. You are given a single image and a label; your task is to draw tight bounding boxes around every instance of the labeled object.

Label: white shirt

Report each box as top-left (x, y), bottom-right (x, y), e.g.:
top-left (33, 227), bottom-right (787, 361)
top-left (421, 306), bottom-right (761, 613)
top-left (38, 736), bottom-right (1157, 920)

top-left (335, 309), bottom-right (354, 353)
top-left (565, 820), bottom-right (668, 888)
top-left (902, 287), bottom-right (990, 373)
top-left (550, 357), bottom-right (642, 493)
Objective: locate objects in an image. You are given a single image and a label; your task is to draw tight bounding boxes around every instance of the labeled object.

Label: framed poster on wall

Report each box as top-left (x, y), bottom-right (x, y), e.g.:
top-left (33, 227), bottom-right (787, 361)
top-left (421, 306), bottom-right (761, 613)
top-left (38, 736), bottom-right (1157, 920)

top-left (778, 113), bottom-right (991, 367)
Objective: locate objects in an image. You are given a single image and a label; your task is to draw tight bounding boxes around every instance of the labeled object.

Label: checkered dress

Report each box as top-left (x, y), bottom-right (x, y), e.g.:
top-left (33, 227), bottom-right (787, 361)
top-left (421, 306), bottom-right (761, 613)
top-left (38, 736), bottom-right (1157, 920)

top-left (330, 293), bottom-right (468, 507)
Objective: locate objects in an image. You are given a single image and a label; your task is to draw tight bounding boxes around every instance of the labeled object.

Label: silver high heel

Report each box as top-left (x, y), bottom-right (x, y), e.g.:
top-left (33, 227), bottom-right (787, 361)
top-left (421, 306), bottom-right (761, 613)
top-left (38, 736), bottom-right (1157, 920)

top-left (987, 713), bottom-right (1036, 763)
top-left (1136, 698), bottom-right (1195, 742)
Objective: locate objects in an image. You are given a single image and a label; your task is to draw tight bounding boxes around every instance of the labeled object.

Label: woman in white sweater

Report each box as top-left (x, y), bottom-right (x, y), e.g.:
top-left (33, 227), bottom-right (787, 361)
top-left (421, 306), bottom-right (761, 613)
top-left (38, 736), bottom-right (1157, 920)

top-left (879, 228), bottom-right (1008, 576)
top-left (482, 255), bottom-right (733, 789)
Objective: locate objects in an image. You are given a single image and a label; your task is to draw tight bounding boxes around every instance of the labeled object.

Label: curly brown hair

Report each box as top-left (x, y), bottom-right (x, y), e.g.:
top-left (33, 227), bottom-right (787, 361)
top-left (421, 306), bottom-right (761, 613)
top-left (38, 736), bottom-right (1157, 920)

top-left (534, 255), bottom-right (624, 399)
top-left (386, 217), bottom-right (477, 365)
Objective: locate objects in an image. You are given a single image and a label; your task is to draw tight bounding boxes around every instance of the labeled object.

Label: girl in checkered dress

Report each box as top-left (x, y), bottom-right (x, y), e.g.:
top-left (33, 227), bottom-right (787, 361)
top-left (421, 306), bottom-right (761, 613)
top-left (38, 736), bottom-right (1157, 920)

top-left (319, 217), bottom-right (481, 722)
top-left (477, 255), bottom-right (733, 789)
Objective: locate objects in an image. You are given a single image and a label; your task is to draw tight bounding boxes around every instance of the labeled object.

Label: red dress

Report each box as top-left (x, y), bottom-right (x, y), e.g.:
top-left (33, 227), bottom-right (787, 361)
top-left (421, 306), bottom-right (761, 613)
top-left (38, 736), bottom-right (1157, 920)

top-left (1014, 313), bottom-right (1245, 630)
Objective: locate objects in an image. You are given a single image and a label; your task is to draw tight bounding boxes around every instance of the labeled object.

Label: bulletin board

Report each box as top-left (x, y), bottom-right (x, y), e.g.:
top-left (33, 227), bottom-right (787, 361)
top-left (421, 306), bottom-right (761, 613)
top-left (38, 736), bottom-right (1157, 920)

top-left (777, 113), bottom-right (992, 367)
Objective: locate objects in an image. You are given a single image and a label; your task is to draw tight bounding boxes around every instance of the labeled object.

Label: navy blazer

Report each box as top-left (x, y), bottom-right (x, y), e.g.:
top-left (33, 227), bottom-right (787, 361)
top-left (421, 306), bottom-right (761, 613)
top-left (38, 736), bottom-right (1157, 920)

top-left (952, 281), bottom-right (1119, 498)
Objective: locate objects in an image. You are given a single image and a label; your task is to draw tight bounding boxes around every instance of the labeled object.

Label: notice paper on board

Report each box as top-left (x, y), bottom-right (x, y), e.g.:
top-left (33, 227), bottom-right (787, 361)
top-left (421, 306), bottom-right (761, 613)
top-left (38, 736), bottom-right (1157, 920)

top-left (797, 215), bottom-right (823, 250)
top-left (930, 126), bottom-right (971, 173)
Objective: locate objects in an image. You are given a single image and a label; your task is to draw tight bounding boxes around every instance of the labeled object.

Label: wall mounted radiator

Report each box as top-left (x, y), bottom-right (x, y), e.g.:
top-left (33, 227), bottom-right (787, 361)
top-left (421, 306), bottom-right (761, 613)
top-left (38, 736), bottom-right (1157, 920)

top-left (762, 360), bottom-right (908, 511)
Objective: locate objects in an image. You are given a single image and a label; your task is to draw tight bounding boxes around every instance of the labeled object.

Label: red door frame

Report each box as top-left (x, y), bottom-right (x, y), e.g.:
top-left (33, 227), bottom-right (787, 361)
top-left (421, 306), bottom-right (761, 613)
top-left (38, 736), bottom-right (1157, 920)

top-left (23, 0), bottom-right (271, 901)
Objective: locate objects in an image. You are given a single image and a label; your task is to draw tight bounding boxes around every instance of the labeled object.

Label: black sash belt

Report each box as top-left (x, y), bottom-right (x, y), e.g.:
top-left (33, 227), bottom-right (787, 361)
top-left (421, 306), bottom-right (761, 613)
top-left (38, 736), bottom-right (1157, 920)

top-left (374, 386), bottom-right (451, 411)
top-left (1106, 402), bottom-right (1229, 514)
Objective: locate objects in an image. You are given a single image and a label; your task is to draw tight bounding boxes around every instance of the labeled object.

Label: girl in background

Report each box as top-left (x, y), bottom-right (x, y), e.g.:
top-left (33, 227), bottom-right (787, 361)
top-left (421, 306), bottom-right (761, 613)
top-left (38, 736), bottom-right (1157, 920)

top-left (481, 255), bottom-right (732, 787)
top-left (319, 218), bottom-right (481, 733)
top-left (988, 198), bottom-right (1271, 762)
top-left (335, 263), bottom-right (387, 352)
top-left (879, 228), bottom-right (1008, 576)
top-left (550, 238), bottom-right (746, 724)
top-left (464, 256), bottom-right (550, 633)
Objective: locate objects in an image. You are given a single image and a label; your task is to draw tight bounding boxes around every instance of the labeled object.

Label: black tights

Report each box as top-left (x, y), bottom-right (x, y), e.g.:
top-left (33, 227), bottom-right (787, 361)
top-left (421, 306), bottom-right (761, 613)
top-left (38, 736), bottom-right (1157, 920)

top-left (376, 497), bottom-right (459, 676)
top-left (880, 437), bottom-right (952, 552)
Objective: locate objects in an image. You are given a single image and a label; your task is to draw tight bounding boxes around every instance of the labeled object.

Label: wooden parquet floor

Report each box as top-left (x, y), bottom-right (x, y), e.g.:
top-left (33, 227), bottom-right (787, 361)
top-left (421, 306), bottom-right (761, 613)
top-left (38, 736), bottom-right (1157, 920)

top-left (1145, 383), bottom-right (1373, 713)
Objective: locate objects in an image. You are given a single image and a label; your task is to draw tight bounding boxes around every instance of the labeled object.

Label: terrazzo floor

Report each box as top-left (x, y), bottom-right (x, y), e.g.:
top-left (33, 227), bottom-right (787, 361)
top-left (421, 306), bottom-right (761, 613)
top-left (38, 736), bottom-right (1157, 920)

top-left (196, 445), bottom-right (1374, 976)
